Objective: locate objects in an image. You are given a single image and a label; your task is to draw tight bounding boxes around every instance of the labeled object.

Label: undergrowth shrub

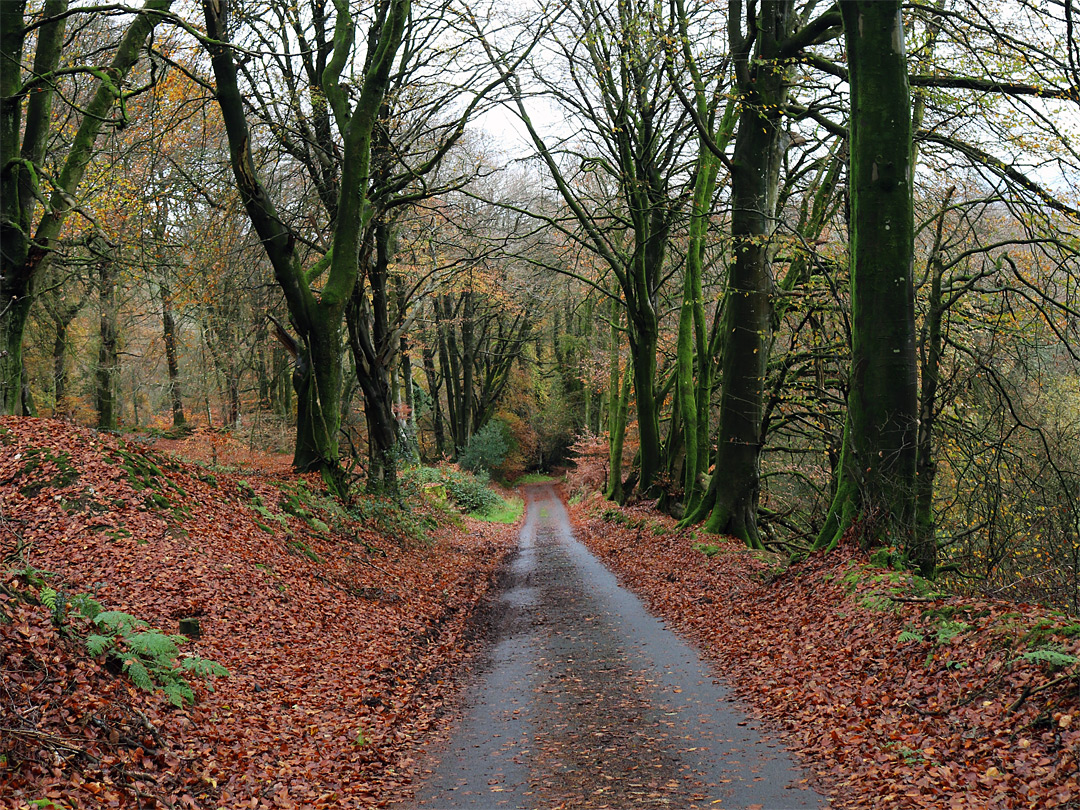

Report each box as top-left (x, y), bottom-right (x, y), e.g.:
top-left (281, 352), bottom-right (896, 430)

top-left (350, 493), bottom-right (438, 543)
top-left (401, 464), bottom-right (503, 516)
top-left (458, 419), bottom-right (513, 477)
top-left (442, 468), bottom-right (503, 515)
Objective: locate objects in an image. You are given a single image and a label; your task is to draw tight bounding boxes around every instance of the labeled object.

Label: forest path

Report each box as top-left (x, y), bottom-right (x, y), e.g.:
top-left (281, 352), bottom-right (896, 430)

top-left (409, 485), bottom-right (824, 809)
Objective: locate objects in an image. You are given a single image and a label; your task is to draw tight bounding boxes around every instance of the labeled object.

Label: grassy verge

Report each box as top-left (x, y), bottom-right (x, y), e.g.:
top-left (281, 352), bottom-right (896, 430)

top-left (471, 494), bottom-right (524, 524)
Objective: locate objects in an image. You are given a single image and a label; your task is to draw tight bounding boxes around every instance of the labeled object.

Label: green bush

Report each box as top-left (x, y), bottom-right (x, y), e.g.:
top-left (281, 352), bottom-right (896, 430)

top-left (400, 464), bottom-right (506, 517)
top-left (458, 419), bottom-right (513, 476)
top-left (442, 467), bottom-right (504, 515)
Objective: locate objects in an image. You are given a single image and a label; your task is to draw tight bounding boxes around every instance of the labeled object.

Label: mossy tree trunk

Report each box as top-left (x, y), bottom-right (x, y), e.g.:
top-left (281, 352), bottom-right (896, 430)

top-left (160, 274), bottom-right (185, 428)
top-left (605, 298), bottom-right (632, 503)
top-left (817, 1), bottom-right (921, 565)
top-left (95, 243), bottom-right (120, 430)
top-left (347, 219), bottom-right (400, 496)
top-left (670, 0), bottom-right (739, 513)
top-left (913, 193), bottom-right (954, 575)
top-left (690, 0), bottom-right (828, 545)
top-left (204, 0), bottom-right (408, 484)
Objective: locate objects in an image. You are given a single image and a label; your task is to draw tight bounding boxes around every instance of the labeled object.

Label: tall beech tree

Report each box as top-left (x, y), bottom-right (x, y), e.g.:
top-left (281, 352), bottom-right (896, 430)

top-left (816, 1), bottom-right (920, 563)
top-left (683, 0), bottom-right (842, 545)
top-left (203, 0), bottom-right (408, 480)
top-left (0, 0), bottom-right (172, 414)
top-left (216, 0), bottom-right (495, 493)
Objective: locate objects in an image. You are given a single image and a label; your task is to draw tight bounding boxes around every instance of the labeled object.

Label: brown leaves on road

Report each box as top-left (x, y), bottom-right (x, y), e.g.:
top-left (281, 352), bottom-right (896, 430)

top-left (570, 493), bottom-right (1080, 810)
top-left (1, 417), bottom-right (514, 808)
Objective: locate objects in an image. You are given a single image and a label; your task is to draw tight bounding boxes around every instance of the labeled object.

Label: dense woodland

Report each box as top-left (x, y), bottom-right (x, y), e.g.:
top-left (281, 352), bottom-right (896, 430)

top-left (2, 0), bottom-right (1079, 611)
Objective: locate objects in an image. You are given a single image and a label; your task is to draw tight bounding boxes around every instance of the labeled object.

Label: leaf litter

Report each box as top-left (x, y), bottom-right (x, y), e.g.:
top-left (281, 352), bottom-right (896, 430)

top-left (4, 414), bottom-right (1079, 809)
top-left (569, 492), bottom-right (1080, 810)
top-left (1, 417), bottom-right (514, 808)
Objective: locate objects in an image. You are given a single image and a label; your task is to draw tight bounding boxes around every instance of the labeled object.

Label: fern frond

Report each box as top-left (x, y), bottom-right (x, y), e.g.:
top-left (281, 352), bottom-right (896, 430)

top-left (181, 656), bottom-right (230, 678)
top-left (122, 657), bottom-right (155, 691)
top-left (1021, 649), bottom-right (1079, 668)
top-left (898, 630), bottom-right (925, 644)
top-left (85, 634), bottom-right (115, 656)
top-left (40, 587), bottom-right (58, 611)
top-left (163, 681), bottom-right (194, 707)
top-left (95, 611), bottom-right (146, 634)
top-left (72, 593), bottom-right (102, 620)
top-left (125, 631), bottom-right (180, 662)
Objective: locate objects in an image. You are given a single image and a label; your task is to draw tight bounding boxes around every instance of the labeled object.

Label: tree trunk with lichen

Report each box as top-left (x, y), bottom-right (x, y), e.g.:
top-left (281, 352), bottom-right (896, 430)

top-left (817, 0), bottom-right (920, 561)
top-left (204, 0), bottom-right (408, 484)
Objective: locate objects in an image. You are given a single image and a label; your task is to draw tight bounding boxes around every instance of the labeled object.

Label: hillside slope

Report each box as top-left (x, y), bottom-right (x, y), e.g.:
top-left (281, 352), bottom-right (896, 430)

top-left (1, 417), bottom-right (513, 808)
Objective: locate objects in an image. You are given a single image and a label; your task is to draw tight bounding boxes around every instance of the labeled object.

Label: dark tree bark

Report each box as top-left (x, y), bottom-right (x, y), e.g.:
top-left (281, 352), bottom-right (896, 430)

top-left (203, 0), bottom-right (408, 485)
top-left (347, 219), bottom-right (400, 495)
top-left (95, 246), bottom-right (119, 430)
top-left (159, 273), bottom-right (185, 428)
top-left (689, 0), bottom-right (841, 546)
top-left (817, 1), bottom-right (921, 566)
top-left (421, 340), bottom-right (445, 458)
top-left (43, 283), bottom-right (85, 416)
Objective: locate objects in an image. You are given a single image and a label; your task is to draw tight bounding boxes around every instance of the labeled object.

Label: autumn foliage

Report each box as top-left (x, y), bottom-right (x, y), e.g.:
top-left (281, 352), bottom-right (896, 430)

top-left (0, 417), bottom-right (514, 808)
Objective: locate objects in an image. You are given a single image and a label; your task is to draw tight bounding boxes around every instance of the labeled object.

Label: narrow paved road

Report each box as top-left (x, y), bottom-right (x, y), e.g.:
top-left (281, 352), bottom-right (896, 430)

top-left (411, 485), bottom-right (824, 809)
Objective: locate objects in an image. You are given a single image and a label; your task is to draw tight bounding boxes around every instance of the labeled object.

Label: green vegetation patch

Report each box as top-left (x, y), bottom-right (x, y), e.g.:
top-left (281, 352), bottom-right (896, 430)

top-left (514, 473), bottom-right (557, 485)
top-left (472, 494), bottom-right (524, 524)
top-left (11, 447), bottom-right (80, 497)
top-left (11, 571), bottom-right (227, 707)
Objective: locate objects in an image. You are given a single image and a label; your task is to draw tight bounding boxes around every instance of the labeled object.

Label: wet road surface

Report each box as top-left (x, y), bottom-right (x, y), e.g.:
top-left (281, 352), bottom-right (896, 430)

top-left (410, 485), bottom-right (825, 809)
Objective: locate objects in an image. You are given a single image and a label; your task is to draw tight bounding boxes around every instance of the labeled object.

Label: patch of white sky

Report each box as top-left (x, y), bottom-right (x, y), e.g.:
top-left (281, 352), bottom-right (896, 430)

top-left (458, 0), bottom-right (571, 161)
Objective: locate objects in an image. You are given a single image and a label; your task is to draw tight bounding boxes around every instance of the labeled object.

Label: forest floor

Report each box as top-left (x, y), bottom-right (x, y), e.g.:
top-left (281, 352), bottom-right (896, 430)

top-left (1, 416), bottom-right (1079, 809)
top-left (0, 417), bottom-right (515, 808)
top-left (569, 493), bottom-right (1080, 809)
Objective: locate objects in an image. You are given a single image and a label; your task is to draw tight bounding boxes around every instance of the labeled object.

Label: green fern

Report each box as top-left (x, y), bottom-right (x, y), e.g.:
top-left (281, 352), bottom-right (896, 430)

top-left (40, 587), bottom-right (58, 611)
top-left (935, 620), bottom-right (971, 644)
top-left (181, 656), bottom-right (230, 679)
top-left (122, 656), bottom-right (155, 691)
top-left (898, 630), bottom-right (925, 643)
top-left (71, 592), bottom-right (101, 620)
top-left (85, 634), bottom-right (114, 656)
top-left (163, 681), bottom-right (195, 707)
top-left (125, 631), bottom-right (181, 661)
top-left (1020, 648), bottom-right (1079, 668)
top-left (20, 566), bottom-right (228, 706)
top-left (40, 586), bottom-right (67, 626)
top-left (85, 609), bottom-right (227, 704)
top-left (94, 611), bottom-right (147, 634)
